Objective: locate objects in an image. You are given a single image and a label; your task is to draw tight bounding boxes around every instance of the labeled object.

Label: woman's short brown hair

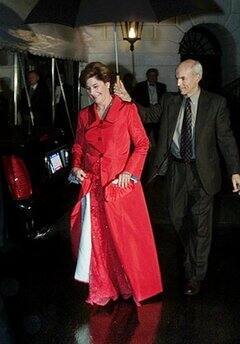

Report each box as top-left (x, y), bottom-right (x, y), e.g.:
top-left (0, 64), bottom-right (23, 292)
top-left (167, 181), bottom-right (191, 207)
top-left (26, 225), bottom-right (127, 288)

top-left (80, 62), bottom-right (112, 88)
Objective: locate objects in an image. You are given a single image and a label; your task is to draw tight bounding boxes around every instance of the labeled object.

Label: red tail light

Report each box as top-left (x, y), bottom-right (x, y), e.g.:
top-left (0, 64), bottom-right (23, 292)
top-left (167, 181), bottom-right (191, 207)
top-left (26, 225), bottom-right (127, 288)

top-left (2, 155), bottom-right (32, 200)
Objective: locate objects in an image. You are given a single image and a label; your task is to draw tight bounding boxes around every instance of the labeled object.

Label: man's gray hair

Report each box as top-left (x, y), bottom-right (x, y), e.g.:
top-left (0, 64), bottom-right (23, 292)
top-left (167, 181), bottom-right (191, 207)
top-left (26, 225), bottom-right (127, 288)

top-left (192, 61), bottom-right (203, 78)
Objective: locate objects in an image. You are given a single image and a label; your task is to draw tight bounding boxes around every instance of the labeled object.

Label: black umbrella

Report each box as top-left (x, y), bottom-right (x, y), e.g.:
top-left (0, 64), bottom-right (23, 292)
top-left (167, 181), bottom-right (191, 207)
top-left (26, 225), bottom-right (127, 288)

top-left (25, 0), bottom-right (221, 73)
top-left (25, 0), bottom-right (221, 27)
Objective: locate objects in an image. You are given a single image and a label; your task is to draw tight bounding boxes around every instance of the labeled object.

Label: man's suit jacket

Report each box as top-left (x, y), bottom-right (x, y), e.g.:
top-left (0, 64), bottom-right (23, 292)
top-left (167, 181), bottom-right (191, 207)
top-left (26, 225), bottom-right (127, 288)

top-left (132, 80), bottom-right (166, 107)
top-left (20, 82), bottom-right (51, 129)
top-left (139, 90), bottom-right (240, 195)
top-left (132, 81), bottom-right (167, 142)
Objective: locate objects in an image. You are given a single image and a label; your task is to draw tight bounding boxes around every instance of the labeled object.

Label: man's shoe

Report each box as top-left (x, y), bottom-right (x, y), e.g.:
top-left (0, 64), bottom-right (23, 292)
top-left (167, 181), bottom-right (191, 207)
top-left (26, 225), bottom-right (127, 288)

top-left (184, 280), bottom-right (201, 296)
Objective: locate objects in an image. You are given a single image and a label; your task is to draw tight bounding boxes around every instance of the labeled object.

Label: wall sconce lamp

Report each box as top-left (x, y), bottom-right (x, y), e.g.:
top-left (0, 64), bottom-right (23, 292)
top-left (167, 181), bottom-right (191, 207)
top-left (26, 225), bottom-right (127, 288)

top-left (120, 21), bottom-right (143, 51)
top-left (120, 21), bottom-right (143, 74)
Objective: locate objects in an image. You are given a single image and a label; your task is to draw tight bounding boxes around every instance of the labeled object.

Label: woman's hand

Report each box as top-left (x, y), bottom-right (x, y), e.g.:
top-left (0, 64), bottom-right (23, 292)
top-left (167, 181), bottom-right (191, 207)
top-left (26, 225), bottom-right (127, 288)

top-left (118, 171), bottom-right (132, 188)
top-left (72, 167), bottom-right (87, 184)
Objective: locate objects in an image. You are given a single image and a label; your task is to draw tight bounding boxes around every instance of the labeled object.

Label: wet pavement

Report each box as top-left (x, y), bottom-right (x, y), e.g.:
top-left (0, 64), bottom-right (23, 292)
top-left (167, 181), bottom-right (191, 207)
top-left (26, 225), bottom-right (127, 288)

top-left (1, 185), bottom-right (240, 343)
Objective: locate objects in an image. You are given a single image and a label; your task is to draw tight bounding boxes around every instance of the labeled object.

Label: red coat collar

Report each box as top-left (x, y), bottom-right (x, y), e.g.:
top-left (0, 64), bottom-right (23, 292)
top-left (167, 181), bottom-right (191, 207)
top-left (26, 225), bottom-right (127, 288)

top-left (90, 95), bottom-right (126, 124)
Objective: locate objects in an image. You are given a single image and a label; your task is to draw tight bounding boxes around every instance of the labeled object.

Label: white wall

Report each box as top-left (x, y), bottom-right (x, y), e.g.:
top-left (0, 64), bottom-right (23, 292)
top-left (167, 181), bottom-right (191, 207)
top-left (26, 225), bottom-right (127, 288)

top-left (84, 0), bottom-right (240, 91)
top-left (1, 0), bottom-right (240, 93)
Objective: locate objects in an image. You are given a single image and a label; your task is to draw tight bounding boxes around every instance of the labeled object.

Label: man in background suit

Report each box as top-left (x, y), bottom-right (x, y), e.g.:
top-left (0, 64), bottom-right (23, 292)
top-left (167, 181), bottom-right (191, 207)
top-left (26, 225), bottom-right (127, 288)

top-left (132, 68), bottom-right (166, 107)
top-left (115, 59), bottom-right (240, 296)
top-left (20, 70), bottom-right (51, 134)
top-left (132, 68), bottom-right (166, 142)
top-left (132, 68), bottom-right (167, 182)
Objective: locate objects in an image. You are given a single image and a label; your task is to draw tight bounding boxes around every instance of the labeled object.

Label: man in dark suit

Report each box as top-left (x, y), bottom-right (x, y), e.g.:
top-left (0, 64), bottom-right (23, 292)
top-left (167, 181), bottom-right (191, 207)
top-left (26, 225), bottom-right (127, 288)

top-left (132, 69), bottom-right (167, 182)
top-left (20, 70), bottom-right (51, 133)
top-left (132, 68), bottom-right (166, 107)
top-left (115, 59), bottom-right (240, 295)
top-left (132, 68), bottom-right (166, 142)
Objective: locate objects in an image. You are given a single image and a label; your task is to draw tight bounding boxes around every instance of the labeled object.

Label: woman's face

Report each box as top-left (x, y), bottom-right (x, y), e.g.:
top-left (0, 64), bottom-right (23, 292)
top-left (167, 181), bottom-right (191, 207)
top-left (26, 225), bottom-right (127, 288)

top-left (86, 76), bottom-right (110, 104)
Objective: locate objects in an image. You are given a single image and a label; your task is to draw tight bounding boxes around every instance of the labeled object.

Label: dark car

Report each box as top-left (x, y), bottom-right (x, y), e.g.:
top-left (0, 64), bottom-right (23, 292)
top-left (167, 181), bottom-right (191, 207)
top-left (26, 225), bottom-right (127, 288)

top-left (0, 127), bottom-right (78, 241)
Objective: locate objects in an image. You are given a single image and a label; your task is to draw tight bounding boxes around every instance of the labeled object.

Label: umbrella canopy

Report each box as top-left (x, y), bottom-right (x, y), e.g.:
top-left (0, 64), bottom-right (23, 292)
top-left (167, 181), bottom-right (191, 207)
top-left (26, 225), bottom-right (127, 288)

top-left (25, 0), bottom-right (221, 73)
top-left (0, 1), bottom-right (89, 61)
top-left (25, 0), bottom-right (221, 27)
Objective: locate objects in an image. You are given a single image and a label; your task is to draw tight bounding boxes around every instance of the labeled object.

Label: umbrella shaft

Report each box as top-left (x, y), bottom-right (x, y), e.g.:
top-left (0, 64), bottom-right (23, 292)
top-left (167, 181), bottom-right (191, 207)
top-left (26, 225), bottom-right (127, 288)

top-left (131, 50), bottom-right (135, 76)
top-left (113, 24), bottom-right (119, 74)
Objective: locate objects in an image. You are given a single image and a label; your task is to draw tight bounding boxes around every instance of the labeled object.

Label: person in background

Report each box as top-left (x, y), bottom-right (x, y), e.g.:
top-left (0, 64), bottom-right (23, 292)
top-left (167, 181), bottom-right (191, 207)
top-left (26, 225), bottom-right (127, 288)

top-left (20, 70), bottom-right (51, 134)
top-left (132, 68), bottom-right (167, 182)
top-left (70, 62), bottom-right (163, 306)
top-left (132, 68), bottom-right (166, 108)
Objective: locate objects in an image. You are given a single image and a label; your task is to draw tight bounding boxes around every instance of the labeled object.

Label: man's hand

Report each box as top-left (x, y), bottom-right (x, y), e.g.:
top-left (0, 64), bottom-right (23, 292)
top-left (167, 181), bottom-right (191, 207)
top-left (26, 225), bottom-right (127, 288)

top-left (72, 167), bottom-right (87, 184)
top-left (232, 173), bottom-right (240, 193)
top-left (114, 79), bottom-right (132, 102)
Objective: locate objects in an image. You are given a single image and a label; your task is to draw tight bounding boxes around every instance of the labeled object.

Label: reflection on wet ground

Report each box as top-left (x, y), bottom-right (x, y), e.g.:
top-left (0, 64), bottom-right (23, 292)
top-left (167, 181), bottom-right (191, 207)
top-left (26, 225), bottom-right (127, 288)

top-left (1, 190), bottom-right (240, 343)
top-left (0, 232), bottom-right (164, 344)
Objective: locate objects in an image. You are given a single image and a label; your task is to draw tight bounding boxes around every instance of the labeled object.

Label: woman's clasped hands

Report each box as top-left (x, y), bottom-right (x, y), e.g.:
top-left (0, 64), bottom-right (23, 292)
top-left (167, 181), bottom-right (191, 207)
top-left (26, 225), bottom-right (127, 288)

top-left (72, 167), bottom-right (87, 184)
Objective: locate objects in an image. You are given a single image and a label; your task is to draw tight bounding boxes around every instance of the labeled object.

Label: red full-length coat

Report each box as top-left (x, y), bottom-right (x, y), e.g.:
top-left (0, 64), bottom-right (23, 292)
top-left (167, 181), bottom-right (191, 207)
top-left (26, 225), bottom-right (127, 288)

top-left (70, 95), bottom-right (162, 304)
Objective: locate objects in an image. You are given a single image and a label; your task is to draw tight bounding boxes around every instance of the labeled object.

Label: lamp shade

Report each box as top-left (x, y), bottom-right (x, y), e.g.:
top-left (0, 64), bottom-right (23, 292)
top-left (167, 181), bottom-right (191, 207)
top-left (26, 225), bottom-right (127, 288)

top-left (120, 21), bottom-right (143, 51)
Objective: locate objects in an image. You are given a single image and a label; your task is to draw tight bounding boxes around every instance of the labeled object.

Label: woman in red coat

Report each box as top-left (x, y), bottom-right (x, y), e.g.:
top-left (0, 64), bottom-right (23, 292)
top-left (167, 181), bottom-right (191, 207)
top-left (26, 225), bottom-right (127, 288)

top-left (70, 62), bottom-right (162, 306)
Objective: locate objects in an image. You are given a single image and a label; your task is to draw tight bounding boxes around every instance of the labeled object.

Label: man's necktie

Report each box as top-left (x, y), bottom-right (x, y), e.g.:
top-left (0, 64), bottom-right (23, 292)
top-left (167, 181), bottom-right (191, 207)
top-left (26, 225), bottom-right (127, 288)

top-left (180, 97), bottom-right (192, 161)
top-left (29, 86), bottom-right (34, 98)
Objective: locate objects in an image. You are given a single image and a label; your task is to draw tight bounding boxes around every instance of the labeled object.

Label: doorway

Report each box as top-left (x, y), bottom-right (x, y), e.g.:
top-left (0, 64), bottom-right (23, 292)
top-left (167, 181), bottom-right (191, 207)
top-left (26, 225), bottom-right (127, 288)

top-left (179, 26), bottom-right (222, 93)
